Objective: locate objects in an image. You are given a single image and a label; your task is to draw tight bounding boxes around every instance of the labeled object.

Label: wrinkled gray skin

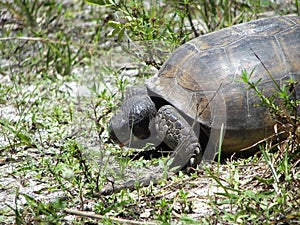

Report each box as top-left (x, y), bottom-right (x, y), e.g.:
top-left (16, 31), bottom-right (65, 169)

top-left (106, 16), bottom-right (300, 194)
top-left (109, 86), bottom-right (202, 172)
top-left (107, 86), bottom-right (202, 194)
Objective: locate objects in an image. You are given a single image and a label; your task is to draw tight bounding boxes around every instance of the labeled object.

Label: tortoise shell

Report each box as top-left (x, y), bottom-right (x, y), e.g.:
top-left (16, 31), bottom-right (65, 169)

top-left (146, 16), bottom-right (300, 154)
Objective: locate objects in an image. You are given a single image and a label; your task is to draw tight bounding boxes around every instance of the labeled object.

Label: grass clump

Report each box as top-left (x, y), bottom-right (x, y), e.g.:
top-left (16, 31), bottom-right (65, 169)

top-left (201, 68), bottom-right (300, 224)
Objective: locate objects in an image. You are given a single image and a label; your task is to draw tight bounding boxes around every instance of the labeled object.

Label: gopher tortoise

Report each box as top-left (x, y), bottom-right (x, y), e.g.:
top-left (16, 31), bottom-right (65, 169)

top-left (109, 16), bottom-right (300, 173)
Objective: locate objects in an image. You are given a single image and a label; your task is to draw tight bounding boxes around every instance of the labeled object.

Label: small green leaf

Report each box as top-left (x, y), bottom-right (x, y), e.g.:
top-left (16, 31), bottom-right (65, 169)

top-left (85, 0), bottom-right (107, 6)
top-left (117, 27), bottom-right (125, 41)
top-left (107, 27), bottom-right (120, 38)
top-left (107, 20), bottom-right (121, 28)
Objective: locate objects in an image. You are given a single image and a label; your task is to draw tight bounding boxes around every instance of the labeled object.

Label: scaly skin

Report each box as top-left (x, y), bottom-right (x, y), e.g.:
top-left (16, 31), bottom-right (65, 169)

top-left (107, 87), bottom-right (202, 194)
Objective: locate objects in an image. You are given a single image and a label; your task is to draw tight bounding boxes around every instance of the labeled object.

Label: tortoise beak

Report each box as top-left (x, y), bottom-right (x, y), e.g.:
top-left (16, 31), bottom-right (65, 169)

top-left (108, 116), bottom-right (132, 146)
top-left (109, 120), bottom-right (140, 148)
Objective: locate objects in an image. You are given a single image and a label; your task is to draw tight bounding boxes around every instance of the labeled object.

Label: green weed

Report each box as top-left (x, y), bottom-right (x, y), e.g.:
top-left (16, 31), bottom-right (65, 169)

top-left (7, 189), bottom-right (66, 225)
top-left (201, 68), bottom-right (300, 224)
top-left (86, 0), bottom-right (299, 69)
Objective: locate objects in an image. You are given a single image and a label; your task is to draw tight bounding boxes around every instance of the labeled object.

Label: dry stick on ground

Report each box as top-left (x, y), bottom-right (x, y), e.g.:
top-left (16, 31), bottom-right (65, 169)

top-left (0, 36), bottom-right (94, 48)
top-left (63, 208), bottom-right (158, 225)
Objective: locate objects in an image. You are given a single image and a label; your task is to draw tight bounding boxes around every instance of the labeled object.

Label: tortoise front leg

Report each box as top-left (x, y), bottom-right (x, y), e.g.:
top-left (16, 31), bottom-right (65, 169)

top-left (154, 105), bottom-right (203, 172)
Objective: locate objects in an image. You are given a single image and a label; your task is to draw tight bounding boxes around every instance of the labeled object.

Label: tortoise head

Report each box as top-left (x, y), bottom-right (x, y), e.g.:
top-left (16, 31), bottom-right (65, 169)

top-left (109, 95), bottom-right (157, 147)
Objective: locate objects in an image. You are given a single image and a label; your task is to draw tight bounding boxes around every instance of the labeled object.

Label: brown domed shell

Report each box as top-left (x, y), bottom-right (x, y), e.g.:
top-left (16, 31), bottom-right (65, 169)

top-left (146, 16), bottom-right (300, 153)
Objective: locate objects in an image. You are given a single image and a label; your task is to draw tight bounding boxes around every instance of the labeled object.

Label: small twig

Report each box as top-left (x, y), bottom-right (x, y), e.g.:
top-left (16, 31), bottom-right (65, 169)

top-left (0, 36), bottom-right (94, 48)
top-left (197, 83), bottom-right (223, 117)
top-left (185, 4), bottom-right (199, 37)
top-left (63, 208), bottom-right (157, 225)
top-left (239, 130), bottom-right (286, 152)
top-left (250, 47), bottom-right (281, 91)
